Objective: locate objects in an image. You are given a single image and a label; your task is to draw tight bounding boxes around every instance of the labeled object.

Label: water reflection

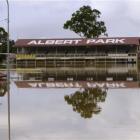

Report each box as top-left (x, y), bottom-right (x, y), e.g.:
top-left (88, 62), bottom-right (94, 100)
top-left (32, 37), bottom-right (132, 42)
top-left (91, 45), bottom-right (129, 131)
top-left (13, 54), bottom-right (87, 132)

top-left (1, 72), bottom-right (140, 139)
top-left (0, 82), bottom-right (7, 97)
top-left (64, 87), bottom-right (107, 118)
top-left (17, 64), bottom-right (140, 82)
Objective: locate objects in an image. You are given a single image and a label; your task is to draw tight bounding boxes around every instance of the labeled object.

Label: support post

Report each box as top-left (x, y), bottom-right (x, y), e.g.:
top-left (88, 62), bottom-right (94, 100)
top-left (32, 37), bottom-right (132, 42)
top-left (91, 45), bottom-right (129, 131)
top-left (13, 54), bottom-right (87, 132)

top-left (6, 0), bottom-right (11, 140)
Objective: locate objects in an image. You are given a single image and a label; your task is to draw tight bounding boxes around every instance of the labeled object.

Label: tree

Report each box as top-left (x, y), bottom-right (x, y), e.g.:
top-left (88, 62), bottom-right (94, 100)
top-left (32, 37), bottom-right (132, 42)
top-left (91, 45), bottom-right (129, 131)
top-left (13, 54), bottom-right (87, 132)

top-left (64, 87), bottom-right (107, 119)
top-left (63, 5), bottom-right (107, 38)
top-left (0, 27), bottom-right (7, 62)
top-left (0, 27), bottom-right (15, 62)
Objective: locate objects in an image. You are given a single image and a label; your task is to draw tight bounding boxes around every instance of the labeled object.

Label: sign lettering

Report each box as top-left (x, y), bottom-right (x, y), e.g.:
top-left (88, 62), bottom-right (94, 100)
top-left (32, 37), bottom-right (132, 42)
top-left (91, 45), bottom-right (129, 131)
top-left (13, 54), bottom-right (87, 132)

top-left (86, 39), bottom-right (125, 44)
top-left (27, 38), bottom-right (126, 46)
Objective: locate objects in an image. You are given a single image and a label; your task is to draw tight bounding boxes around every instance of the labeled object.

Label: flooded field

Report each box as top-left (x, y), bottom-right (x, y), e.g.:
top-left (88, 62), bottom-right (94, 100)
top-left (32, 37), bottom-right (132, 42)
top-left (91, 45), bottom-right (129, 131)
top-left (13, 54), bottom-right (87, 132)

top-left (1, 64), bottom-right (140, 140)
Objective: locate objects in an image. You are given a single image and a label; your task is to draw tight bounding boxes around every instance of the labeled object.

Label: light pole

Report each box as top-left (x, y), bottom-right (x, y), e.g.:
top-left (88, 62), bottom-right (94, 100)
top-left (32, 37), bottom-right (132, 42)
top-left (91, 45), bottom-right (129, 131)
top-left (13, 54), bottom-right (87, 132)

top-left (6, 0), bottom-right (11, 140)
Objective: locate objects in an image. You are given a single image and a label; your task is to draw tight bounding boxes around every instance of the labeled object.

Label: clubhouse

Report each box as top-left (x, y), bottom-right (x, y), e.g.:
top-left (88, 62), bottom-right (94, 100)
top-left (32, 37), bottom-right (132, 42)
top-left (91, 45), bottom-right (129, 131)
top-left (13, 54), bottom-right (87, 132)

top-left (14, 37), bottom-right (140, 68)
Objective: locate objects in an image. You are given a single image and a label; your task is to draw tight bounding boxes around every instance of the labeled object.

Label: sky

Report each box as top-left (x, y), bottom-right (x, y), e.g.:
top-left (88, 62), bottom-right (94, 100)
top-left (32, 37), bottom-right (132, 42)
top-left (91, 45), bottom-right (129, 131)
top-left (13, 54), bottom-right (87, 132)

top-left (0, 0), bottom-right (140, 40)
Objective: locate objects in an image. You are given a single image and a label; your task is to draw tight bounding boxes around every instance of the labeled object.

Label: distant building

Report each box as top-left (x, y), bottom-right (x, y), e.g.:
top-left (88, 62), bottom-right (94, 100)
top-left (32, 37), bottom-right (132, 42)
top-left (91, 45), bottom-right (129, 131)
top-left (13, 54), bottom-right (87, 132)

top-left (14, 37), bottom-right (140, 68)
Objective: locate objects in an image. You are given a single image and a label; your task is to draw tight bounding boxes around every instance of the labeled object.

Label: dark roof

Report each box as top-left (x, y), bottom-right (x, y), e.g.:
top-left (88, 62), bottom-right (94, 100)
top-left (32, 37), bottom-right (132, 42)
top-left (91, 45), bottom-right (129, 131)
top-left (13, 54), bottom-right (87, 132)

top-left (14, 37), bottom-right (140, 47)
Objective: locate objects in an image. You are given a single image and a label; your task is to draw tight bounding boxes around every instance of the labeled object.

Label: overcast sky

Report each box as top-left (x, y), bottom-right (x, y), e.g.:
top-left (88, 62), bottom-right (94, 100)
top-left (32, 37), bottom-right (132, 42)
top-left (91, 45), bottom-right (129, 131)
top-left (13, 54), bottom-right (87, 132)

top-left (0, 0), bottom-right (140, 40)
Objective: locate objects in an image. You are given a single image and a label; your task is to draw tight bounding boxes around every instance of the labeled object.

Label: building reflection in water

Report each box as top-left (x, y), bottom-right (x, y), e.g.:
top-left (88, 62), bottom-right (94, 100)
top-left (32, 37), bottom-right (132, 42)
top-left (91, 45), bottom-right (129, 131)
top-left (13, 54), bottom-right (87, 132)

top-left (17, 64), bottom-right (140, 82)
top-left (64, 87), bottom-right (107, 119)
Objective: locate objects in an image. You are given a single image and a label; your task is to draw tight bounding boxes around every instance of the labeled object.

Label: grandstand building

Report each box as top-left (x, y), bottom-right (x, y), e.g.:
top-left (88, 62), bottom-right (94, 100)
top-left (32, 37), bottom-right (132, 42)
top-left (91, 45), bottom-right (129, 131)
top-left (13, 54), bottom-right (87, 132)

top-left (14, 37), bottom-right (140, 68)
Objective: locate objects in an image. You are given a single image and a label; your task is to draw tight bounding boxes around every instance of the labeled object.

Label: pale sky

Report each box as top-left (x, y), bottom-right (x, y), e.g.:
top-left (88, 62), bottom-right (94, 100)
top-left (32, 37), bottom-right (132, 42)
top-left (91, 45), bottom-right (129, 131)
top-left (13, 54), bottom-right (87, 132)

top-left (0, 0), bottom-right (140, 40)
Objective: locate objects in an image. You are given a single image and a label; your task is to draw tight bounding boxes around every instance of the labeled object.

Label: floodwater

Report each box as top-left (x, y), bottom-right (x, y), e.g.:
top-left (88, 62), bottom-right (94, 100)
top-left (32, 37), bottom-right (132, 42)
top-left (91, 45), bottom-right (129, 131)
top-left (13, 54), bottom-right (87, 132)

top-left (1, 65), bottom-right (140, 140)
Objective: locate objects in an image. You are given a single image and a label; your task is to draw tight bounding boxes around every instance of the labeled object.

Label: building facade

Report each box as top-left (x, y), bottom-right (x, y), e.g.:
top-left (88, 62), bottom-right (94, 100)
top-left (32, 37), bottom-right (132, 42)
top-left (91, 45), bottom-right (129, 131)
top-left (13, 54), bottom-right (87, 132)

top-left (14, 37), bottom-right (140, 68)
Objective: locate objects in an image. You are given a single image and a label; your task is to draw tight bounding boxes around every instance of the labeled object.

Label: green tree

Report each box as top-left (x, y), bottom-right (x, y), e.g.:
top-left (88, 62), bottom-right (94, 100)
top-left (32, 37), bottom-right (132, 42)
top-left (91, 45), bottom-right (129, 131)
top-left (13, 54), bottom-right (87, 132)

top-left (0, 27), bottom-right (15, 62)
top-left (64, 87), bottom-right (107, 119)
top-left (63, 5), bottom-right (107, 38)
top-left (0, 27), bottom-right (7, 61)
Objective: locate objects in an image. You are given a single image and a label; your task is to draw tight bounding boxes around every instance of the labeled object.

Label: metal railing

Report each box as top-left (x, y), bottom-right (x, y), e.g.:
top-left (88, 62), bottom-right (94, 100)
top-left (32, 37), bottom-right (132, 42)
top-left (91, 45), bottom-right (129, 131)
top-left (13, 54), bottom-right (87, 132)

top-left (16, 53), bottom-right (137, 59)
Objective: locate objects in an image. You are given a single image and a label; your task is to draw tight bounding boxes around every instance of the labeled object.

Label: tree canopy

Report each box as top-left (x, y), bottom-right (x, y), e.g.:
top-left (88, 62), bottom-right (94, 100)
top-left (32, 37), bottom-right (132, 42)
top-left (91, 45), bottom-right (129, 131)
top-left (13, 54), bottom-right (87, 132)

top-left (0, 27), bottom-right (7, 50)
top-left (0, 27), bottom-right (15, 62)
top-left (63, 5), bottom-right (107, 38)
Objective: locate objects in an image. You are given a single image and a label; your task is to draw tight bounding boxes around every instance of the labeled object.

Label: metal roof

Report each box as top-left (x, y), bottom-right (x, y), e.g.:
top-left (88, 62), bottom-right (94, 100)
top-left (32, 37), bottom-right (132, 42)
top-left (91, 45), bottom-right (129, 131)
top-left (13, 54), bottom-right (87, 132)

top-left (14, 37), bottom-right (140, 47)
